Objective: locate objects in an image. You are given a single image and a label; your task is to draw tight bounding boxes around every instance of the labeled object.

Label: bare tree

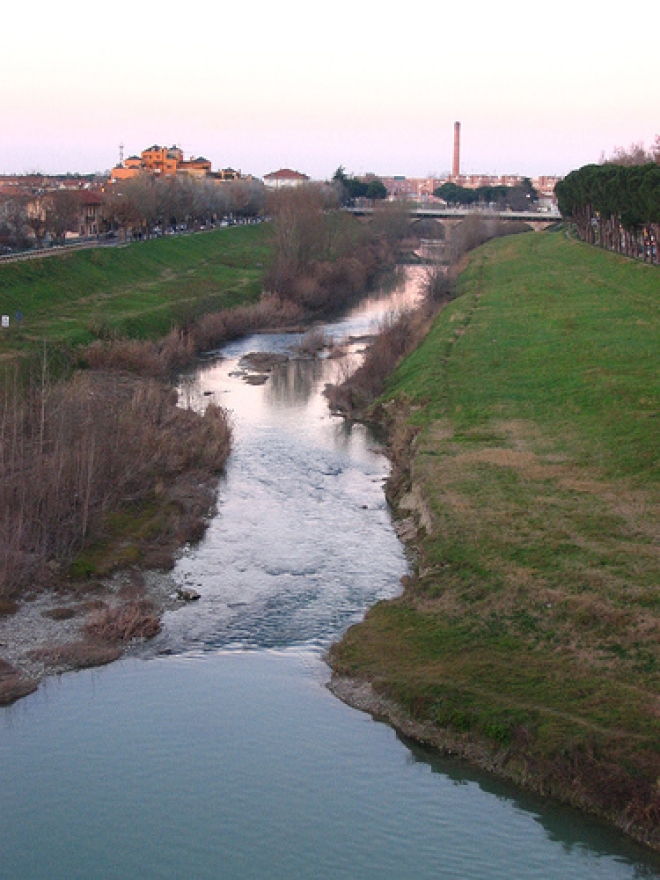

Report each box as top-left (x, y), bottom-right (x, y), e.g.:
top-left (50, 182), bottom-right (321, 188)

top-left (102, 184), bottom-right (141, 239)
top-left (0, 193), bottom-right (31, 250)
top-left (602, 141), bottom-right (656, 166)
top-left (371, 198), bottom-right (411, 243)
top-left (265, 184), bottom-right (328, 291)
top-left (102, 175), bottom-right (158, 239)
top-left (652, 136), bottom-right (660, 164)
top-left (45, 190), bottom-right (82, 243)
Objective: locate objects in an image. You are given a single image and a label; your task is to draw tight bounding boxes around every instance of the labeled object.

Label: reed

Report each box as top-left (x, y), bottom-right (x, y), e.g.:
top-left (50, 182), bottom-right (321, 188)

top-left (0, 368), bottom-right (232, 596)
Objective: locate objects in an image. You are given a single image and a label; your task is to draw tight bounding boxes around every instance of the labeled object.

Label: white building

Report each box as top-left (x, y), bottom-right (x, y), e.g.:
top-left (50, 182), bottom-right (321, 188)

top-left (263, 168), bottom-right (310, 189)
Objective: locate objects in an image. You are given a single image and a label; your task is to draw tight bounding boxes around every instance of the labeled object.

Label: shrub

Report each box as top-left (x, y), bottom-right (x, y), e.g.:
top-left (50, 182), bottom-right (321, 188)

top-left (84, 599), bottom-right (161, 642)
top-left (0, 370), bottom-right (232, 595)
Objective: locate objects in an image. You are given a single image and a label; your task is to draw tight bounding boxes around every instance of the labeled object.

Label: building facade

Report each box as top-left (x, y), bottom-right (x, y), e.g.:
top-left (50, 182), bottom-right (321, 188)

top-left (263, 169), bottom-right (310, 189)
top-left (110, 146), bottom-right (222, 183)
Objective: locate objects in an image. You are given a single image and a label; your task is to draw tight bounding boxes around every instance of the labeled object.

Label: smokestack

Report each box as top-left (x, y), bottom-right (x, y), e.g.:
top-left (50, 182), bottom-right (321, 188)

top-left (452, 121), bottom-right (461, 178)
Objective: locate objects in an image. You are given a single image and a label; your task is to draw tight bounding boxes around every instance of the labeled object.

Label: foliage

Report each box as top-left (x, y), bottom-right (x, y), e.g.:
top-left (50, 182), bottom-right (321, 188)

top-left (263, 186), bottom-right (399, 311)
top-left (601, 137), bottom-right (660, 166)
top-left (371, 199), bottom-right (411, 243)
top-left (325, 306), bottom-right (435, 416)
top-left (45, 190), bottom-right (83, 243)
top-left (102, 175), bottom-right (266, 239)
top-left (555, 162), bottom-right (660, 262)
top-left (332, 167), bottom-right (388, 204)
top-left (0, 370), bottom-right (232, 595)
top-left (0, 194), bottom-right (30, 250)
top-left (365, 179), bottom-right (388, 201)
top-left (434, 179), bottom-right (538, 209)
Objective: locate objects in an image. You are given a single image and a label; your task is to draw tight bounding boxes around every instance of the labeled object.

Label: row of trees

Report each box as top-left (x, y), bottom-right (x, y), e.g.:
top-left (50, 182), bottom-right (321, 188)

top-left (103, 176), bottom-right (266, 240)
top-left (0, 176), bottom-right (267, 251)
top-left (555, 163), bottom-right (660, 263)
top-left (0, 163), bottom-right (396, 252)
top-left (433, 179), bottom-right (538, 211)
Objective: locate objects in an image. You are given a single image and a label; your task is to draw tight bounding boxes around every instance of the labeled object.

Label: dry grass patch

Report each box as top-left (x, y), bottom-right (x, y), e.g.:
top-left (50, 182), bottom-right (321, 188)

top-left (84, 599), bottom-right (161, 642)
top-left (0, 599), bottom-right (19, 617)
top-left (41, 607), bottom-right (77, 621)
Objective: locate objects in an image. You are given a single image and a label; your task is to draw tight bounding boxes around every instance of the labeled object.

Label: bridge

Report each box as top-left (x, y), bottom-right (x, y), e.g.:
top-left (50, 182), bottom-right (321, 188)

top-left (345, 205), bottom-right (561, 229)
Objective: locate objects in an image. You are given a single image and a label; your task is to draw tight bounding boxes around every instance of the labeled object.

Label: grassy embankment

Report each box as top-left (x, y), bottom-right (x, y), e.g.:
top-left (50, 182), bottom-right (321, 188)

top-left (330, 232), bottom-right (660, 846)
top-left (0, 225), bottom-right (271, 366)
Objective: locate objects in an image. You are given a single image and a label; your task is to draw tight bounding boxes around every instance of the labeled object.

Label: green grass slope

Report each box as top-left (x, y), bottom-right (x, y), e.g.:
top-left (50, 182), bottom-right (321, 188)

top-left (331, 232), bottom-right (660, 841)
top-left (0, 225), bottom-right (271, 360)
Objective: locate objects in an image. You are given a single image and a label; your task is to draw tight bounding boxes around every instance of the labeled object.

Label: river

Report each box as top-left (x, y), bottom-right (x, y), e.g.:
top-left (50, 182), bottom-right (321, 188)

top-left (1, 269), bottom-right (659, 879)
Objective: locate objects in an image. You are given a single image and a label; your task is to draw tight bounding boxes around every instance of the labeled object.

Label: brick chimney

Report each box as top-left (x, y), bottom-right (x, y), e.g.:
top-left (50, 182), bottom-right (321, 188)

top-left (452, 121), bottom-right (461, 179)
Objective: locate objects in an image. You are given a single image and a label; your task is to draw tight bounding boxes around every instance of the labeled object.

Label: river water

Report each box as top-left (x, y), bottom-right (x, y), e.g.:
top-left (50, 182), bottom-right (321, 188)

top-left (1, 270), bottom-right (659, 879)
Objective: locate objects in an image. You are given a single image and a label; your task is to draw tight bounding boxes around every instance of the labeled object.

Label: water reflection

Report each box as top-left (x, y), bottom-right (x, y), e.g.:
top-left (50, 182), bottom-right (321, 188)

top-left (266, 357), bottom-right (325, 408)
top-left (400, 734), bottom-right (660, 877)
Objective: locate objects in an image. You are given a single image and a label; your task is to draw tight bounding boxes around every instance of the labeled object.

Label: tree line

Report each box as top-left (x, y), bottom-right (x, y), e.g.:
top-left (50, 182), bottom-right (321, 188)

top-left (433, 179), bottom-right (538, 211)
top-left (103, 176), bottom-right (265, 240)
top-left (555, 162), bottom-right (660, 263)
top-left (0, 164), bottom-right (395, 253)
top-left (0, 176), bottom-right (267, 251)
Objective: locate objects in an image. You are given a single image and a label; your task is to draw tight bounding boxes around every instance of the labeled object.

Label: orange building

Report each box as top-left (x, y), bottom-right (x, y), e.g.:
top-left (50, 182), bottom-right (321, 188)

top-left (178, 156), bottom-right (212, 179)
top-left (109, 146), bottom-right (228, 183)
top-left (110, 156), bottom-right (142, 181)
top-left (140, 145), bottom-right (183, 175)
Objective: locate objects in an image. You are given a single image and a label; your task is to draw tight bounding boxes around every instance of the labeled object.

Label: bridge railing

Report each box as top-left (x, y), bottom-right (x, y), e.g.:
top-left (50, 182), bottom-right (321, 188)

top-left (345, 204), bottom-right (561, 221)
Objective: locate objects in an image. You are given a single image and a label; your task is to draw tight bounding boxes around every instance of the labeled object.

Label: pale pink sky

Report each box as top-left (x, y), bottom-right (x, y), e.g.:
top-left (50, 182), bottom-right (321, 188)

top-left (0, 0), bottom-right (657, 180)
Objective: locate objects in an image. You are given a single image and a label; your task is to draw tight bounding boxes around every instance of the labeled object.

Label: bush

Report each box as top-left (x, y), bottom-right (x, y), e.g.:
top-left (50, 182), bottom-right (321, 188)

top-left (0, 370), bottom-right (232, 595)
top-left (325, 307), bottom-right (432, 416)
top-left (84, 599), bottom-right (161, 642)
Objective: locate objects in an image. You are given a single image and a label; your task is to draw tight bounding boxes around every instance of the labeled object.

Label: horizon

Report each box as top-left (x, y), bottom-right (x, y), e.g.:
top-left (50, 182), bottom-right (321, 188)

top-left (1, 0), bottom-right (657, 182)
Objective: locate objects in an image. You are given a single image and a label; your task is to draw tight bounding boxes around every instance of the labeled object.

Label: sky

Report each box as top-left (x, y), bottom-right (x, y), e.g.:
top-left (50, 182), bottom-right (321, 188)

top-left (0, 0), bottom-right (658, 181)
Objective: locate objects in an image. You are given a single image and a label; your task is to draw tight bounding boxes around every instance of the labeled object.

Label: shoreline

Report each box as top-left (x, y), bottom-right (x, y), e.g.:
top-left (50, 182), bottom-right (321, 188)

top-left (0, 303), bottom-right (383, 705)
top-left (325, 234), bottom-right (660, 855)
top-left (326, 671), bottom-right (660, 854)
top-left (0, 567), bottom-right (185, 703)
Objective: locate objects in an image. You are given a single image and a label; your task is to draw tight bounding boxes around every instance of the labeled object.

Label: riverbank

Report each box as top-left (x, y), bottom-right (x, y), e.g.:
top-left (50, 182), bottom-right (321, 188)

top-left (0, 227), bottom-right (271, 702)
top-left (328, 232), bottom-right (660, 850)
top-left (0, 211), bottom-right (404, 703)
top-left (0, 366), bottom-right (234, 704)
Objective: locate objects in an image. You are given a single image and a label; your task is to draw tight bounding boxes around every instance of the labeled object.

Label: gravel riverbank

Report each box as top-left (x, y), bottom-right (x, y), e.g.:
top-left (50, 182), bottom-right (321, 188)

top-left (0, 568), bottom-right (184, 705)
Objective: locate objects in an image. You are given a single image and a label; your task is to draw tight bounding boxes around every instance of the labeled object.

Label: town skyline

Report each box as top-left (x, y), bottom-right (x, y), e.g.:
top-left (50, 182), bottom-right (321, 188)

top-left (1, 0), bottom-right (657, 181)
top-left (0, 123), bottom-right (654, 182)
